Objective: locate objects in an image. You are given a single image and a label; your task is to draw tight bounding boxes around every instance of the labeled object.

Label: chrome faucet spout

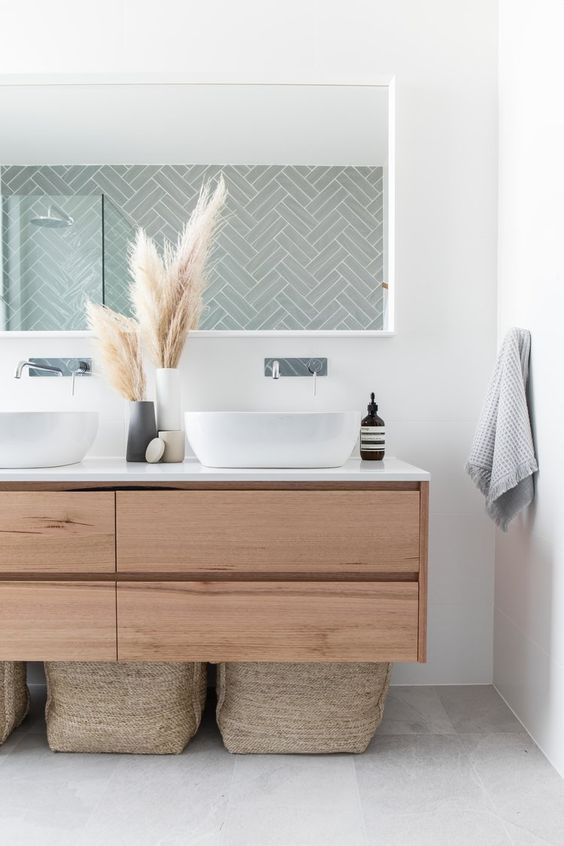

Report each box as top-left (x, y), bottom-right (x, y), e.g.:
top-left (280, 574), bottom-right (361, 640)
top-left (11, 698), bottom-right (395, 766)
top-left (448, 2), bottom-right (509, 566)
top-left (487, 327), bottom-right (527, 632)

top-left (272, 360), bottom-right (280, 380)
top-left (14, 360), bottom-right (64, 379)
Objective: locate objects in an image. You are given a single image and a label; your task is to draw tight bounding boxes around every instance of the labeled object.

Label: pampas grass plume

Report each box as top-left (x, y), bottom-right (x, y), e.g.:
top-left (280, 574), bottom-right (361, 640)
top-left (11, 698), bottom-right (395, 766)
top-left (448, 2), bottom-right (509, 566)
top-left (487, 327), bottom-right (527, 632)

top-left (129, 176), bottom-right (227, 368)
top-left (86, 302), bottom-right (146, 402)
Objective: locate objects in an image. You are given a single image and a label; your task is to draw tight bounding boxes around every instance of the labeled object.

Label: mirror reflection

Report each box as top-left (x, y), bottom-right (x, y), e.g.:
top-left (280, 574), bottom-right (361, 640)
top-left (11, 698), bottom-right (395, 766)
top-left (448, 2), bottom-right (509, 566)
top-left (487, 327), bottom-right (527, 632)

top-left (0, 84), bottom-right (390, 333)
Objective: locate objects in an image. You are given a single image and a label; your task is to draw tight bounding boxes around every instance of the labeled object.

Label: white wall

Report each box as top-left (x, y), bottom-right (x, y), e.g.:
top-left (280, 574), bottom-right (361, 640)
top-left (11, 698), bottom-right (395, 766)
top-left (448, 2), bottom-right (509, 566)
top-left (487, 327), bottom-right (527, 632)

top-left (0, 0), bottom-right (498, 684)
top-left (496, 0), bottom-right (564, 774)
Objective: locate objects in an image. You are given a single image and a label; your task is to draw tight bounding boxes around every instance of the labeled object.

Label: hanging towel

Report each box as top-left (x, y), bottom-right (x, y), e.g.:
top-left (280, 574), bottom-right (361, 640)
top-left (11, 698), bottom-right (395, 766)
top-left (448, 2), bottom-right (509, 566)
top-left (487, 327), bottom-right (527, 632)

top-left (466, 327), bottom-right (538, 531)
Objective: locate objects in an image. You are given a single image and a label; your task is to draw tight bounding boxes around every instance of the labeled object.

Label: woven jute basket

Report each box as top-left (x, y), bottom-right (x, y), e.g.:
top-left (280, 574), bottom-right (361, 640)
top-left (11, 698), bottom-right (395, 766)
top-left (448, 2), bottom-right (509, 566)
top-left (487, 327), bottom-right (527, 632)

top-left (0, 662), bottom-right (29, 744)
top-left (216, 661), bottom-right (391, 754)
top-left (45, 661), bottom-right (206, 754)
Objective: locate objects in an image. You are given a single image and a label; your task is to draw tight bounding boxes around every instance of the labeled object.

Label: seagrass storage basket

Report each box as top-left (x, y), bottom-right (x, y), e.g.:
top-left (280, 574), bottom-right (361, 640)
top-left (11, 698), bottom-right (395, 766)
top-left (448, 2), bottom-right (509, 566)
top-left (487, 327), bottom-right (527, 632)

top-left (0, 662), bottom-right (29, 744)
top-left (216, 661), bottom-right (391, 754)
top-left (45, 661), bottom-right (206, 754)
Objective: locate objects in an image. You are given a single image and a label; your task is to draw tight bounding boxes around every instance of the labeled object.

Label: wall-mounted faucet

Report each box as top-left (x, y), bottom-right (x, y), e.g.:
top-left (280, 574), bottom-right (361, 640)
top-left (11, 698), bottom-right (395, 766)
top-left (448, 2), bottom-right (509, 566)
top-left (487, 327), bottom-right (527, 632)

top-left (15, 360), bottom-right (63, 379)
top-left (264, 357), bottom-right (328, 396)
top-left (14, 358), bottom-right (92, 396)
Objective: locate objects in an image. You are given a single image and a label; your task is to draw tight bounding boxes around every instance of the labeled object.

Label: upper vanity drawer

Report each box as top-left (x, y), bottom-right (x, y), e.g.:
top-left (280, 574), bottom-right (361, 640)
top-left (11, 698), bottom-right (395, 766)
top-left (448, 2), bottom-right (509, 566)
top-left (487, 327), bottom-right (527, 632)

top-left (116, 490), bottom-right (420, 575)
top-left (0, 492), bottom-right (115, 573)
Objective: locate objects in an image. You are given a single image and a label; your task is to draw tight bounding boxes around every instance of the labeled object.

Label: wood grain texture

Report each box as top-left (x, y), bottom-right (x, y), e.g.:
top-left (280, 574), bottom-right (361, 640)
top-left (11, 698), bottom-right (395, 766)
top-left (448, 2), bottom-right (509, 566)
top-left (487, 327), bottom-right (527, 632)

top-left (0, 492), bottom-right (115, 573)
top-left (0, 481), bottom-right (420, 492)
top-left (0, 581), bottom-right (116, 660)
top-left (116, 490), bottom-right (420, 575)
top-left (117, 580), bottom-right (419, 662)
top-left (417, 481), bottom-right (429, 662)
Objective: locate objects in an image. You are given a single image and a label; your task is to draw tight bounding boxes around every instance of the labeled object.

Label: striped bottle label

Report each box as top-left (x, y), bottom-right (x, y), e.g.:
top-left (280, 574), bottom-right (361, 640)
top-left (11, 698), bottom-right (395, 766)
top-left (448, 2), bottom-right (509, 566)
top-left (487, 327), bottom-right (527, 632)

top-left (361, 426), bottom-right (385, 452)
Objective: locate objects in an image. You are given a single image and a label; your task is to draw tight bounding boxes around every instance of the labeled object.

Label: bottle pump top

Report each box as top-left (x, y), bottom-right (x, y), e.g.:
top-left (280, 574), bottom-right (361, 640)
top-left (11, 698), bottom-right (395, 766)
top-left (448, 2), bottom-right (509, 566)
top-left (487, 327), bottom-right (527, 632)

top-left (367, 392), bottom-right (378, 414)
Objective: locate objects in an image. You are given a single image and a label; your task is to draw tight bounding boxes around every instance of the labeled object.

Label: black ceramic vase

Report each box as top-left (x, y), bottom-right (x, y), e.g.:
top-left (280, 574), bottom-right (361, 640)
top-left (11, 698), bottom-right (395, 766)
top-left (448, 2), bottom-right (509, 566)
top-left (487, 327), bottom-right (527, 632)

top-left (126, 401), bottom-right (157, 462)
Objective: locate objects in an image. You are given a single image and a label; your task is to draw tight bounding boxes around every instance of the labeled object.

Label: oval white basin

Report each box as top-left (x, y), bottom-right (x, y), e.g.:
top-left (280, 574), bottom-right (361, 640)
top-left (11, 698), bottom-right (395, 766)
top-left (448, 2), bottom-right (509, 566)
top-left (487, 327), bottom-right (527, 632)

top-left (185, 411), bottom-right (361, 469)
top-left (0, 412), bottom-right (98, 468)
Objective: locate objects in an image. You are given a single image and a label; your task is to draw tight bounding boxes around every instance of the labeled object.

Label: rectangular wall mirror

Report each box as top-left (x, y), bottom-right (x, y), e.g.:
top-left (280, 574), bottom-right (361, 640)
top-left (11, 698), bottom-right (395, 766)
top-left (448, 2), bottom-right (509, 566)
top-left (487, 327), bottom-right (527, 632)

top-left (0, 82), bottom-right (393, 334)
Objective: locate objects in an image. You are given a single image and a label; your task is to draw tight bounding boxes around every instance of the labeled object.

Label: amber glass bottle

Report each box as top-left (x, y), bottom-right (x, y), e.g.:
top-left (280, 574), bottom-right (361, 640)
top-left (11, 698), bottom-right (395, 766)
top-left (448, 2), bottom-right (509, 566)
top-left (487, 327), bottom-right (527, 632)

top-left (360, 392), bottom-right (385, 461)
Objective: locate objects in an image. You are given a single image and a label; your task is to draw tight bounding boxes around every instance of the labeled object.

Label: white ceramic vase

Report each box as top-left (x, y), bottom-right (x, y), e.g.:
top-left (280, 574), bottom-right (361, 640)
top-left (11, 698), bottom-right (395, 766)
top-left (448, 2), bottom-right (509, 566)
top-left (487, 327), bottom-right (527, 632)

top-left (155, 368), bottom-right (183, 432)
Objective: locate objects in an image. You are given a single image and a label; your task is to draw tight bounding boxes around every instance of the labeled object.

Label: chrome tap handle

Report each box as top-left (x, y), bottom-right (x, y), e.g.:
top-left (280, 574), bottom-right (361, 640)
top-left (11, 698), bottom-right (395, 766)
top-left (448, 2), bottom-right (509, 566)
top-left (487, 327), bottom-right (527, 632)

top-left (71, 361), bottom-right (91, 397)
top-left (307, 359), bottom-right (323, 397)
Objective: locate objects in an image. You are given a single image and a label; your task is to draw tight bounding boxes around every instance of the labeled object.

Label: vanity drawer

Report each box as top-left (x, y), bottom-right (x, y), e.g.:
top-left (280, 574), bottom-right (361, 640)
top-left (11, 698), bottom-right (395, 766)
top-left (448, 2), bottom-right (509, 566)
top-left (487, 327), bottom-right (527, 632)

top-left (116, 490), bottom-right (420, 575)
top-left (0, 581), bottom-right (117, 660)
top-left (0, 492), bottom-right (115, 573)
top-left (117, 580), bottom-right (419, 662)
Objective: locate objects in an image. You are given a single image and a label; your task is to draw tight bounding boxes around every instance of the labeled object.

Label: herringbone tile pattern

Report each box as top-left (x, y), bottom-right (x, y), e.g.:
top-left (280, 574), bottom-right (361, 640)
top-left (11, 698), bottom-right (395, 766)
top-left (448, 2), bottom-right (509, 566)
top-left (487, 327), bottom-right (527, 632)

top-left (1, 194), bottom-right (103, 330)
top-left (102, 196), bottom-right (136, 318)
top-left (1, 165), bottom-right (384, 331)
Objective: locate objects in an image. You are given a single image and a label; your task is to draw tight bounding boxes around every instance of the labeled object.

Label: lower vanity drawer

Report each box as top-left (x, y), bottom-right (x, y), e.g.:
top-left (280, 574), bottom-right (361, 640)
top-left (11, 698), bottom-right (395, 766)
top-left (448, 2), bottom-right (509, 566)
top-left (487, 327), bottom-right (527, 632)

top-left (0, 582), bottom-right (117, 661)
top-left (117, 581), bottom-right (419, 662)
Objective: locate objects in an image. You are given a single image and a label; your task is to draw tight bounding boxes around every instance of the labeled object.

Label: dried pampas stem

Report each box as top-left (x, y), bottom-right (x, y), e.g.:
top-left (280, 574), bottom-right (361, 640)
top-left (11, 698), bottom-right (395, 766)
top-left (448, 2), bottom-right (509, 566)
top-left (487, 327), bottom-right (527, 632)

top-left (129, 176), bottom-right (227, 369)
top-left (86, 302), bottom-right (146, 402)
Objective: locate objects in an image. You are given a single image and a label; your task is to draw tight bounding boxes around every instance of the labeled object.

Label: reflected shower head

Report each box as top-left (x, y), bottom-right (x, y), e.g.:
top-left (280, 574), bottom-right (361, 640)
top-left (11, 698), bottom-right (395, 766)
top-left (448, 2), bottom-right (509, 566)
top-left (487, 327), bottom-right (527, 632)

top-left (30, 205), bottom-right (74, 228)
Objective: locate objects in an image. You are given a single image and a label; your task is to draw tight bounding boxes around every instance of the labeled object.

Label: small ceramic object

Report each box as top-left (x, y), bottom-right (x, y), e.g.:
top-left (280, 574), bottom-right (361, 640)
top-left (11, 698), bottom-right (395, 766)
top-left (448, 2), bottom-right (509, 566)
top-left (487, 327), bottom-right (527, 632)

top-left (158, 430), bottom-right (185, 463)
top-left (126, 401), bottom-right (157, 462)
top-left (145, 437), bottom-right (165, 464)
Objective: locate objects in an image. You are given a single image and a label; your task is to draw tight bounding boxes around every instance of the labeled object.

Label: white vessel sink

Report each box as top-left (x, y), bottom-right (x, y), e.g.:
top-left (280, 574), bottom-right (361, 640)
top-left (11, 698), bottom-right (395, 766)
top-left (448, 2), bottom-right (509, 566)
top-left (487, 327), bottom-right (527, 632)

top-left (185, 411), bottom-right (361, 469)
top-left (0, 412), bottom-right (98, 468)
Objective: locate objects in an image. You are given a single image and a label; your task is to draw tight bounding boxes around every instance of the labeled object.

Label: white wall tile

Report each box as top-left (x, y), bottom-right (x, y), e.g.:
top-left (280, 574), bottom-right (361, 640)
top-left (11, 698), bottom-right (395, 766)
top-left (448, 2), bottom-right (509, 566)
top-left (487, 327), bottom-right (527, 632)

top-left (428, 514), bottom-right (494, 605)
top-left (393, 601), bottom-right (493, 685)
top-left (496, 0), bottom-right (564, 776)
top-left (385, 420), bottom-right (490, 516)
top-left (494, 609), bottom-right (564, 777)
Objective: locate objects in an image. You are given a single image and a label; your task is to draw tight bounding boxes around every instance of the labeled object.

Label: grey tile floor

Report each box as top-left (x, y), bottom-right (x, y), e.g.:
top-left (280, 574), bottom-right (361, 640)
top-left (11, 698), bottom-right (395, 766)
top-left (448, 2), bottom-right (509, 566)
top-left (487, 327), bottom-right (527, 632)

top-left (0, 685), bottom-right (562, 845)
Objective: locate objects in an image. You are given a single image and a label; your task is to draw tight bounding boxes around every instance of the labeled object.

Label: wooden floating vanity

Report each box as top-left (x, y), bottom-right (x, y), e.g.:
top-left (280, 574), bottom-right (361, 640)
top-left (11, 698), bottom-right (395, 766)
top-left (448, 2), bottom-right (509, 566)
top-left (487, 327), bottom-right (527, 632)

top-left (0, 458), bottom-right (429, 664)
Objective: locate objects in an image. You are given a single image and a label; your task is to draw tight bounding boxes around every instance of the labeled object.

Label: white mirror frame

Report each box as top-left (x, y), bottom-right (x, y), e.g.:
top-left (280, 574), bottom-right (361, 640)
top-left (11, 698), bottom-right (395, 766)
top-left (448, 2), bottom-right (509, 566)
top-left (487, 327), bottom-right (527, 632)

top-left (0, 75), bottom-right (395, 338)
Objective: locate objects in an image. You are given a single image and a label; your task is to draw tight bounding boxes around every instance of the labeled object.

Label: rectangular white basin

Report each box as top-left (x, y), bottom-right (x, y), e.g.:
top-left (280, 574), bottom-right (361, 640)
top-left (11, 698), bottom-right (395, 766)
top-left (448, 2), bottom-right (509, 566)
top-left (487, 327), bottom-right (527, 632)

top-left (185, 411), bottom-right (361, 468)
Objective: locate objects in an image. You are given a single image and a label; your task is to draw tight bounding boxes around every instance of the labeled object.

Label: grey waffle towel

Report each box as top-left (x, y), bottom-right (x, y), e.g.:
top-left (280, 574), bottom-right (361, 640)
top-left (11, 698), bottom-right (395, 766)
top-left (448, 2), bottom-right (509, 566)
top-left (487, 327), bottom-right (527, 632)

top-left (466, 328), bottom-right (538, 530)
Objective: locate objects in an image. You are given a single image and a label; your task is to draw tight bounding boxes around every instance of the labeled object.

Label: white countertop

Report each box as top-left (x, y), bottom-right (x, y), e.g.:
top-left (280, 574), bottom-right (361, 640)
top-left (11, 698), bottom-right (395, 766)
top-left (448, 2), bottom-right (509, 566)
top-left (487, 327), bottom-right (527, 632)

top-left (0, 457), bottom-right (429, 483)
